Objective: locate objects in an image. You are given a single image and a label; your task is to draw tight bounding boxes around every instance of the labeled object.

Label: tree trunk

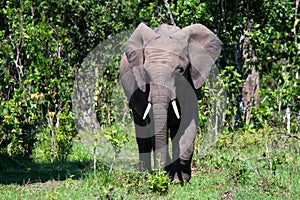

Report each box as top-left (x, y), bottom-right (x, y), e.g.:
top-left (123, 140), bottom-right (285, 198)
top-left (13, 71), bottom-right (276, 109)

top-left (241, 18), bottom-right (260, 125)
top-left (243, 67), bottom-right (260, 125)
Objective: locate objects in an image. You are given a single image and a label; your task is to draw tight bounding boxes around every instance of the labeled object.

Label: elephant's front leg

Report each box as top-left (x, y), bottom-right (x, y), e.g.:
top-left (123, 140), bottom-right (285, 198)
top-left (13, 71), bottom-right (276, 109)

top-left (133, 110), bottom-right (153, 171)
top-left (168, 118), bottom-right (196, 182)
top-left (178, 118), bottom-right (197, 181)
top-left (169, 83), bottom-right (198, 182)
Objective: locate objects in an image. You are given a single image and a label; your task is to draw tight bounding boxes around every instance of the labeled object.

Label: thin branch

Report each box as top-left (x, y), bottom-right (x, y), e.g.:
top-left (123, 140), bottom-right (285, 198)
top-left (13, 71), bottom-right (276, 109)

top-left (294, 0), bottom-right (299, 45)
top-left (277, 132), bottom-right (300, 141)
top-left (157, 7), bottom-right (165, 22)
top-left (221, 0), bottom-right (226, 30)
top-left (163, 0), bottom-right (175, 25)
top-left (294, 0), bottom-right (299, 89)
top-left (13, 0), bottom-right (25, 85)
top-left (236, 156), bottom-right (268, 162)
top-left (30, 0), bottom-right (35, 25)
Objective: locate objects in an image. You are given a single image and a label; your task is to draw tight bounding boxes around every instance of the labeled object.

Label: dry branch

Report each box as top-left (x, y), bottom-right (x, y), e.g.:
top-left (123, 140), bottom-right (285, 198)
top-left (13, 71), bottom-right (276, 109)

top-left (163, 0), bottom-right (175, 25)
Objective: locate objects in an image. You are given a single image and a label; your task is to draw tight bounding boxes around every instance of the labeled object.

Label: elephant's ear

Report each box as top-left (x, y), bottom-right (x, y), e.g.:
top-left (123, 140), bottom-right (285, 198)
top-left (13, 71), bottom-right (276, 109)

top-left (123, 22), bottom-right (159, 92)
top-left (180, 24), bottom-right (222, 89)
top-left (120, 54), bottom-right (135, 101)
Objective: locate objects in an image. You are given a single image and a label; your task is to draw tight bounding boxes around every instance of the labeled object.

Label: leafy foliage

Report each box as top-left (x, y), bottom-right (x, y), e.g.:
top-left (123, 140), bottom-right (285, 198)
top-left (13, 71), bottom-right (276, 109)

top-left (1, 133), bottom-right (299, 199)
top-left (103, 123), bottom-right (128, 154)
top-left (0, 0), bottom-right (299, 188)
top-left (0, 0), bottom-right (138, 160)
top-left (147, 170), bottom-right (171, 194)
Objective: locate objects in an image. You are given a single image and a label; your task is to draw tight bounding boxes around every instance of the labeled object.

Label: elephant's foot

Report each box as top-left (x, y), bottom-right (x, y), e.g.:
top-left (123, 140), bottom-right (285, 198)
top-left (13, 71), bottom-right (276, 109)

top-left (172, 170), bottom-right (191, 183)
top-left (168, 159), bottom-right (191, 183)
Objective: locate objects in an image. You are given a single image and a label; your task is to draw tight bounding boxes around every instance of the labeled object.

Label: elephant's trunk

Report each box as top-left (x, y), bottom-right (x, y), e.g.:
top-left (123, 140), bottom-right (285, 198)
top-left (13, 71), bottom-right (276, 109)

top-left (152, 103), bottom-right (169, 169)
top-left (150, 84), bottom-right (171, 169)
top-left (142, 77), bottom-right (179, 120)
top-left (142, 66), bottom-right (179, 169)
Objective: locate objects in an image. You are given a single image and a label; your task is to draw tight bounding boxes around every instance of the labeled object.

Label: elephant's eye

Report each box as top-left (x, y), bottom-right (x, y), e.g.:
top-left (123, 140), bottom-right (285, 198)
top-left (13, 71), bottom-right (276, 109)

top-left (175, 66), bottom-right (184, 74)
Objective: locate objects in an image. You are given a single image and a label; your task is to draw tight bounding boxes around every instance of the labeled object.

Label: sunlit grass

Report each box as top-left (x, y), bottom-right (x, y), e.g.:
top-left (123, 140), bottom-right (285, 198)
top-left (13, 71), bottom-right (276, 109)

top-left (1, 127), bottom-right (299, 199)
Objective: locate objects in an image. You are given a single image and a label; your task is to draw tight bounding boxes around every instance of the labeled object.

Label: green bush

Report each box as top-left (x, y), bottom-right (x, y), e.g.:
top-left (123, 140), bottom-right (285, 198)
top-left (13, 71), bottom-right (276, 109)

top-left (147, 170), bottom-right (171, 194)
top-left (1, 0), bottom-right (299, 166)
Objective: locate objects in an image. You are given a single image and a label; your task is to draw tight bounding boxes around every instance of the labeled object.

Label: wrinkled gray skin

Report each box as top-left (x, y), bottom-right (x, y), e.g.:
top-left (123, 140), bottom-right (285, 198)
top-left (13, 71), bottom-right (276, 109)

top-left (120, 23), bottom-right (222, 182)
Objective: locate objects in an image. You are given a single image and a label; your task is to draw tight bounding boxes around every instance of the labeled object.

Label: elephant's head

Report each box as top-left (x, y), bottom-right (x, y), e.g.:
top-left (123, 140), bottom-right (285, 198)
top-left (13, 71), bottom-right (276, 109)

top-left (120, 23), bottom-right (222, 170)
top-left (121, 22), bottom-right (222, 120)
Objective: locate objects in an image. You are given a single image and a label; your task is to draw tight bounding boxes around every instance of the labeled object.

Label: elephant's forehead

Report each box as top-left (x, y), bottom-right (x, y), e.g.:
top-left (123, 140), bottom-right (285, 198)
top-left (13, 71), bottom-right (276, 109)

top-left (144, 37), bottom-right (188, 66)
top-left (144, 49), bottom-right (188, 67)
top-left (146, 36), bottom-right (186, 55)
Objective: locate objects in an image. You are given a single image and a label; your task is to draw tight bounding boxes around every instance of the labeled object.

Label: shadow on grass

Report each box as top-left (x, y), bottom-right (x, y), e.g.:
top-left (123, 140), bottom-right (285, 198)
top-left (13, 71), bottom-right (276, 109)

top-left (0, 154), bottom-right (93, 185)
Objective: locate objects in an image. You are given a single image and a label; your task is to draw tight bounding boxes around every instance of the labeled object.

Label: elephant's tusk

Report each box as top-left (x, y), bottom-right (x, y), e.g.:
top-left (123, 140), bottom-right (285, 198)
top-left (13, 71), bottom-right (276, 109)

top-left (143, 103), bottom-right (152, 120)
top-left (172, 100), bottom-right (180, 119)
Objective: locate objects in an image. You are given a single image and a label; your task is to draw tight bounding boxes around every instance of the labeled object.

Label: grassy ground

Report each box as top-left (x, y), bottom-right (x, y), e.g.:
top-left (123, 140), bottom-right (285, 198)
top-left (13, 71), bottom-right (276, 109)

top-left (1, 129), bottom-right (299, 199)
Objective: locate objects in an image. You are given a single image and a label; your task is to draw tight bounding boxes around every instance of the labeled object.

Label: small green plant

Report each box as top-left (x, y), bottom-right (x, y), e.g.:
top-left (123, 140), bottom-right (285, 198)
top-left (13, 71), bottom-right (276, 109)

top-left (103, 123), bottom-right (129, 155)
top-left (232, 162), bottom-right (252, 185)
top-left (147, 170), bottom-right (171, 194)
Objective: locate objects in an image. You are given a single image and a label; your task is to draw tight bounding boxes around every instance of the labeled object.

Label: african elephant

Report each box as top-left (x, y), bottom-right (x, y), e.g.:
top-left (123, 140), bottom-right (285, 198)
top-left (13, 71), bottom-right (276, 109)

top-left (120, 23), bottom-right (222, 182)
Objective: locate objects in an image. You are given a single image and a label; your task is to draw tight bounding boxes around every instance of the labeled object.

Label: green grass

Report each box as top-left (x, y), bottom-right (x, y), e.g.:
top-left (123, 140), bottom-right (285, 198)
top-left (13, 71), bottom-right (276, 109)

top-left (1, 129), bottom-right (300, 199)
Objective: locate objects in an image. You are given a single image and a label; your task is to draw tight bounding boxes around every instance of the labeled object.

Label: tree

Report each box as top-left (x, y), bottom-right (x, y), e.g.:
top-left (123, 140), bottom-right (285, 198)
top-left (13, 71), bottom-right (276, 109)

top-left (1, 0), bottom-right (299, 161)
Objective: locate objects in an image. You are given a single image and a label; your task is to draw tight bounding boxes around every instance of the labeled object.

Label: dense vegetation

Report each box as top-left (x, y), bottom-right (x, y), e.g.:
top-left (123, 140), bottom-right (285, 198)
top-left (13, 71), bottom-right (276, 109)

top-left (1, 0), bottom-right (299, 199)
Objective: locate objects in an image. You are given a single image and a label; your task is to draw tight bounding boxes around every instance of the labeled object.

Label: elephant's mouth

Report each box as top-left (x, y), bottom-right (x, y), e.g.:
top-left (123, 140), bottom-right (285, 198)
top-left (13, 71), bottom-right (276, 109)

top-left (142, 100), bottom-right (180, 120)
top-left (141, 65), bottom-right (180, 121)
